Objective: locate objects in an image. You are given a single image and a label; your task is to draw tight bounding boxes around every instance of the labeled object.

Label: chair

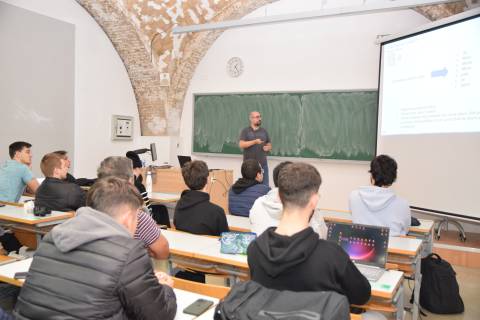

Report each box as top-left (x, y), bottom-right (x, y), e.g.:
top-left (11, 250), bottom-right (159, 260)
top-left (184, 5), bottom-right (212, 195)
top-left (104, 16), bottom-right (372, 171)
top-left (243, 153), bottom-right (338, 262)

top-left (172, 276), bottom-right (230, 299)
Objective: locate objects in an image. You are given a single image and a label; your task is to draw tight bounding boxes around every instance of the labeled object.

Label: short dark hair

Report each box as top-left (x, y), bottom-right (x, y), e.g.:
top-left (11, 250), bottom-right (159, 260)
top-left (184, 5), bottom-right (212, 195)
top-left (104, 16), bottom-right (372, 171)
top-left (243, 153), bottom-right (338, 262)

top-left (273, 161), bottom-right (292, 187)
top-left (278, 162), bottom-right (322, 209)
top-left (87, 177), bottom-right (142, 217)
top-left (40, 153), bottom-right (63, 177)
top-left (9, 141), bottom-right (31, 158)
top-left (182, 160), bottom-right (209, 190)
top-left (241, 159), bottom-right (262, 180)
top-left (369, 154), bottom-right (397, 187)
top-left (97, 156), bottom-right (133, 181)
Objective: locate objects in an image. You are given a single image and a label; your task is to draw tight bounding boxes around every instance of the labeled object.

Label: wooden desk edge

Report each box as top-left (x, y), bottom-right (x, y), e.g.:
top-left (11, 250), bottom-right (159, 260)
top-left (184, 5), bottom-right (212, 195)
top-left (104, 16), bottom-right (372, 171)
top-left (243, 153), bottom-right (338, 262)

top-left (229, 226), bottom-right (250, 233)
top-left (0, 275), bottom-right (23, 287)
top-left (193, 252), bottom-right (249, 269)
top-left (0, 212), bottom-right (74, 225)
top-left (371, 273), bottom-right (403, 300)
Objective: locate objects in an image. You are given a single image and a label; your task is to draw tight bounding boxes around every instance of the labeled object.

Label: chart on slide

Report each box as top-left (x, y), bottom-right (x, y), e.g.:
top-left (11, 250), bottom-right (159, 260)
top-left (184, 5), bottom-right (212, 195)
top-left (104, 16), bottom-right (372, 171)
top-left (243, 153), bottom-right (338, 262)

top-left (380, 17), bottom-right (480, 135)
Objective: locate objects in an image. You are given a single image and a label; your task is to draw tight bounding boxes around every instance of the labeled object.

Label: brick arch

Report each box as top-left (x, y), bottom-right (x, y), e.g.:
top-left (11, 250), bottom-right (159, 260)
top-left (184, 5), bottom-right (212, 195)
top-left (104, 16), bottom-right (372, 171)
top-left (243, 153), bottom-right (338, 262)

top-left (77, 0), bottom-right (276, 135)
top-left (76, 0), bottom-right (468, 135)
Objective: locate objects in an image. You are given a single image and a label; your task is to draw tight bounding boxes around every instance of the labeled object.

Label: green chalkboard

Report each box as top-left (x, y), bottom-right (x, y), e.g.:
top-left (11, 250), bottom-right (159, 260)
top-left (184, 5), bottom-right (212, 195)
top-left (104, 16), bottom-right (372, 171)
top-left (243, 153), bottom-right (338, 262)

top-left (193, 91), bottom-right (378, 161)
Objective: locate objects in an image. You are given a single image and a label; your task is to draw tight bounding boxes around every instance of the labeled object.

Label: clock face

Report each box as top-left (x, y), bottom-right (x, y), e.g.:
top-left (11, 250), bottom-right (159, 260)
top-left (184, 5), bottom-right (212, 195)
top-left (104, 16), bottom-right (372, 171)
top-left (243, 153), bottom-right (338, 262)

top-left (227, 57), bottom-right (244, 77)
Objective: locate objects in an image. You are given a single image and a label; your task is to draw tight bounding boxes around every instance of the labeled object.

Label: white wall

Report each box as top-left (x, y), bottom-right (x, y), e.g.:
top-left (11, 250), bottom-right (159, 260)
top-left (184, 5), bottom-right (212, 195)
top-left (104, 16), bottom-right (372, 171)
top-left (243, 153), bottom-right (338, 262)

top-left (0, 0), bottom-right (171, 178)
top-left (180, 0), bottom-right (430, 211)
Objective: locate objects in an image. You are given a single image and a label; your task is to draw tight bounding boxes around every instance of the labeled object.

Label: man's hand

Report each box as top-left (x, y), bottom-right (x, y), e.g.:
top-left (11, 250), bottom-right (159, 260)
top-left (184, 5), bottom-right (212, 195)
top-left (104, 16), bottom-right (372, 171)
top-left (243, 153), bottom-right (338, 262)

top-left (255, 139), bottom-right (263, 145)
top-left (263, 144), bottom-right (272, 152)
top-left (155, 271), bottom-right (174, 287)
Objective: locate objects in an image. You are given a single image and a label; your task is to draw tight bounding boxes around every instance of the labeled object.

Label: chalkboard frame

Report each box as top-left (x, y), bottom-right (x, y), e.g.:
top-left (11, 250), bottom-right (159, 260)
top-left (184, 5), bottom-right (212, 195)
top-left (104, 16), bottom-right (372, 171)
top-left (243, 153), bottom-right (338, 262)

top-left (192, 89), bottom-right (379, 163)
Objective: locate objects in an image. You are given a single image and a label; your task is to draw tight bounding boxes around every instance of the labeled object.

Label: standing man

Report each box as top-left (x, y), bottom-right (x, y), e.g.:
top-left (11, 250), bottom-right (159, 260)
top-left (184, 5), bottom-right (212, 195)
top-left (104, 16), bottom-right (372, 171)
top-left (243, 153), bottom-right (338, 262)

top-left (239, 111), bottom-right (272, 186)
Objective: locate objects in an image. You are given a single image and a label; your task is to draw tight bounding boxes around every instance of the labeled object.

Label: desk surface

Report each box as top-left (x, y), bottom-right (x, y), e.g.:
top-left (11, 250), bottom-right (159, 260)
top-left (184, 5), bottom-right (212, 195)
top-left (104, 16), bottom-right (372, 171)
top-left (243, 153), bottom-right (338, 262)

top-left (174, 288), bottom-right (218, 320)
top-left (163, 230), bottom-right (403, 299)
top-left (320, 208), bottom-right (434, 234)
top-left (163, 230), bottom-right (248, 269)
top-left (226, 215), bottom-right (251, 232)
top-left (0, 258), bottom-right (31, 286)
top-left (0, 204), bottom-right (74, 226)
top-left (150, 192), bottom-right (181, 203)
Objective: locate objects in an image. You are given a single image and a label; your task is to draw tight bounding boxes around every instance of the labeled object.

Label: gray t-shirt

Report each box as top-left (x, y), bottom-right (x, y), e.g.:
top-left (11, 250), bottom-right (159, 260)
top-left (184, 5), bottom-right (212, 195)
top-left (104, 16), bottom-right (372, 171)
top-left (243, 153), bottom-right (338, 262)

top-left (239, 127), bottom-right (270, 165)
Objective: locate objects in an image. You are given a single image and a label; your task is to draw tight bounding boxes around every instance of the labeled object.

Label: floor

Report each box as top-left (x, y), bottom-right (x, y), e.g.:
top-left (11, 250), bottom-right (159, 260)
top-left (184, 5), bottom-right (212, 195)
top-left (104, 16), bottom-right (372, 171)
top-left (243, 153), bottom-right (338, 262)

top-left (403, 265), bottom-right (480, 320)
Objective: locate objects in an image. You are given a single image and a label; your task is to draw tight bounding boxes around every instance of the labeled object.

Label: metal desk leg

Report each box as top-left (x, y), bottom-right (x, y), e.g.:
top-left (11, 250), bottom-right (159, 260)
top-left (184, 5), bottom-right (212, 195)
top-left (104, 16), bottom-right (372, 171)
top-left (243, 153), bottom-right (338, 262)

top-left (393, 281), bottom-right (405, 320)
top-left (412, 254), bottom-right (422, 320)
top-left (167, 259), bottom-right (174, 275)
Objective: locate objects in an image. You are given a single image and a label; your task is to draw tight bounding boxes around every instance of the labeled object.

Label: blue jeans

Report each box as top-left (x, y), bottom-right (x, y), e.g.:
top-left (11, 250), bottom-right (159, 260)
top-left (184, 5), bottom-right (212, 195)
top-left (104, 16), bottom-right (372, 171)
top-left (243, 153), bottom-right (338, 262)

top-left (261, 163), bottom-right (269, 187)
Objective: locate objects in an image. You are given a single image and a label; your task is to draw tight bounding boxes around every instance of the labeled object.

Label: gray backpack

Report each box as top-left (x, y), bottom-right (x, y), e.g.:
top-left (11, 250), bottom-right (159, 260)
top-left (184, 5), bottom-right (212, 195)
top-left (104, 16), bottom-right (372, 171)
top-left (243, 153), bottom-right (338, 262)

top-left (214, 281), bottom-right (350, 320)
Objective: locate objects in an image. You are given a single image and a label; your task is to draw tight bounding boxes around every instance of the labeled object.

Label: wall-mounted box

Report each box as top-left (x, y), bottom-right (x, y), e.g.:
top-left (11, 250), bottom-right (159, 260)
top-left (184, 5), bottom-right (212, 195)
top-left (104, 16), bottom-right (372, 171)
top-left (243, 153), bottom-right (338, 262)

top-left (111, 115), bottom-right (133, 140)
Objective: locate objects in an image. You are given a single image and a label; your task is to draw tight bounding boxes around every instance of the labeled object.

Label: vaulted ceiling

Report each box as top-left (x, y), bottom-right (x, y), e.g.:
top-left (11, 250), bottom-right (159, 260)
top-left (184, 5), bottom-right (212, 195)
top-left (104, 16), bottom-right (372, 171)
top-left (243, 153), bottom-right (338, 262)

top-left (75, 0), bottom-right (469, 135)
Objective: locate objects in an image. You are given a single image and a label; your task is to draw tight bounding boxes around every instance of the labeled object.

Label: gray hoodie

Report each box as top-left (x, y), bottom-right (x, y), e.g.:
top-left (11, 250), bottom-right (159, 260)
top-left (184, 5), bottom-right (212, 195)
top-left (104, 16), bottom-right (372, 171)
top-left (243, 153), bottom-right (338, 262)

top-left (249, 188), bottom-right (327, 238)
top-left (349, 186), bottom-right (411, 236)
top-left (52, 206), bottom-right (132, 253)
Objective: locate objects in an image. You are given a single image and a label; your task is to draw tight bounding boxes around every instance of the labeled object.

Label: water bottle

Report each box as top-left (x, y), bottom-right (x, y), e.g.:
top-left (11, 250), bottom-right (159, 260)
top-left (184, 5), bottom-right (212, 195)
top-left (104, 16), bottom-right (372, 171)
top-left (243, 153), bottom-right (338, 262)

top-left (146, 171), bottom-right (153, 198)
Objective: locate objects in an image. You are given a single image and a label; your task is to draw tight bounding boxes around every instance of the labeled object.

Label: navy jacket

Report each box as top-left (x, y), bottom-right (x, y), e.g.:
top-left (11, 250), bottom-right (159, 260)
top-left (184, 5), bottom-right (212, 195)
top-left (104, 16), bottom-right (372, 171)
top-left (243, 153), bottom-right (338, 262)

top-left (228, 179), bottom-right (270, 216)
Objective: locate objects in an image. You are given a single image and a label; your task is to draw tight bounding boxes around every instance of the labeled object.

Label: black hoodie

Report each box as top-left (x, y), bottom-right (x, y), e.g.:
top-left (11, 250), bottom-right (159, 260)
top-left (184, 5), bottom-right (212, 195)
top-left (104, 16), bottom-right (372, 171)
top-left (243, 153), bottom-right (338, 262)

top-left (247, 227), bottom-right (371, 305)
top-left (174, 190), bottom-right (229, 236)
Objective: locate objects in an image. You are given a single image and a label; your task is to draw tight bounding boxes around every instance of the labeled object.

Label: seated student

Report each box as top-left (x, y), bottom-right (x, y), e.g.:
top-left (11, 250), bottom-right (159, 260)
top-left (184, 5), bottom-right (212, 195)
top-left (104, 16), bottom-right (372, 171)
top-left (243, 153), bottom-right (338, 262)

top-left (126, 151), bottom-right (170, 227)
top-left (14, 177), bottom-right (177, 320)
top-left (249, 161), bottom-right (327, 238)
top-left (349, 154), bottom-right (411, 237)
top-left (247, 162), bottom-right (371, 305)
top-left (34, 153), bottom-right (86, 212)
top-left (53, 150), bottom-right (96, 186)
top-left (0, 141), bottom-right (39, 202)
top-left (0, 142), bottom-right (39, 252)
top-left (229, 159), bottom-right (270, 216)
top-left (97, 156), bottom-right (169, 260)
top-left (174, 160), bottom-right (229, 236)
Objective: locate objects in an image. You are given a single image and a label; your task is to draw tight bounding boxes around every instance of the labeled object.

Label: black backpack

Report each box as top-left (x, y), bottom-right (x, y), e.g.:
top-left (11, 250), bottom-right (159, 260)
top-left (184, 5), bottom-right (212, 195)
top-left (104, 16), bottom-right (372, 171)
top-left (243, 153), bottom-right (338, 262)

top-left (214, 280), bottom-right (350, 320)
top-left (419, 253), bottom-right (464, 314)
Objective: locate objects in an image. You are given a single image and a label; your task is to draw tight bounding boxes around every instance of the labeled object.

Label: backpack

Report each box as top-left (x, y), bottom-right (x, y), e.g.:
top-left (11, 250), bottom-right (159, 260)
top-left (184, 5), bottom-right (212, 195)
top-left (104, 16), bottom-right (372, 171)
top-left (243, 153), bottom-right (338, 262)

top-left (214, 280), bottom-right (350, 320)
top-left (419, 253), bottom-right (464, 314)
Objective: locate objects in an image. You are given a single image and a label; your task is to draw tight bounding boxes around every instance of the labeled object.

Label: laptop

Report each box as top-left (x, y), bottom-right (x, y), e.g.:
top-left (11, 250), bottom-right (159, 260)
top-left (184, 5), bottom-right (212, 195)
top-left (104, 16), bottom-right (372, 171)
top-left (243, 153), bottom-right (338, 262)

top-left (327, 222), bottom-right (390, 282)
top-left (177, 155), bottom-right (192, 168)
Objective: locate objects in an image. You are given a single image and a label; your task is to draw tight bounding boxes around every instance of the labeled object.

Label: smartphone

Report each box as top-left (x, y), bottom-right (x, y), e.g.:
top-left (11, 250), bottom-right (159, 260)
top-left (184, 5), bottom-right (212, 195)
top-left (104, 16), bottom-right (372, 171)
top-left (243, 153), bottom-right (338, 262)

top-left (183, 298), bottom-right (214, 316)
top-left (14, 272), bottom-right (28, 279)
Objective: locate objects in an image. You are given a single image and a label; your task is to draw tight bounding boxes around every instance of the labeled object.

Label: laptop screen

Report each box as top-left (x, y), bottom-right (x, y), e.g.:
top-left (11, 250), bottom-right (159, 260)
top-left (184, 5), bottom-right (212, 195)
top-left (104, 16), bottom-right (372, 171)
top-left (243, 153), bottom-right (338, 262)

top-left (327, 222), bottom-right (389, 268)
top-left (177, 155), bottom-right (192, 168)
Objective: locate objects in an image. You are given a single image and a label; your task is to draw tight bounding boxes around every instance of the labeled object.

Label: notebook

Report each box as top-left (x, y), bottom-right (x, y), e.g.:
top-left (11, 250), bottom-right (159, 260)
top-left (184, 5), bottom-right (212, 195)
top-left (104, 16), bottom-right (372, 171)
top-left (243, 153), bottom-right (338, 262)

top-left (327, 221), bottom-right (390, 281)
top-left (220, 232), bottom-right (256, 255)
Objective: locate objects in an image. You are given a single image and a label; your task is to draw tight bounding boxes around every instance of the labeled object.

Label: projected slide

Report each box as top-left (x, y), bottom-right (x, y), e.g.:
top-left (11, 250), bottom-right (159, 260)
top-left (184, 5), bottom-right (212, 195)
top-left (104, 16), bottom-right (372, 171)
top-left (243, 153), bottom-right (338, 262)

top-left (380, 17), bottom-right (480, 135)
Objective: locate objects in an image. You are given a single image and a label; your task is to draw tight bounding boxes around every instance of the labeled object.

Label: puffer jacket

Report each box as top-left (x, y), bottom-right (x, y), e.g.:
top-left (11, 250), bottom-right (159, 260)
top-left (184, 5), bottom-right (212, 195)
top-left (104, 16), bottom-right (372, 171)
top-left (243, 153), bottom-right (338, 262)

top-left (14, 207), bottom-right (177, 320)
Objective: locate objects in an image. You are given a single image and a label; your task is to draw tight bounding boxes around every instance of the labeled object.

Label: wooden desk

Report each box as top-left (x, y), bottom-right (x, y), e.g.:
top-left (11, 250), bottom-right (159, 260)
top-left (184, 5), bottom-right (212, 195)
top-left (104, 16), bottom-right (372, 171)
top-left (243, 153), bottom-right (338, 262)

top-left (150, 192), bottom-right (181, 204)
top-left (149, 168), bottom-right (233, 213)
top-left (0, 258), bottom-right (217, 320)
top-left (162, 229), bottom-right (405, 319)
top-left (162, 230), bottom-right (249, 283)
top-left (0, 258), bottom-right (31, 287)
top-left (0, 204), bottom-right (74, 248)
top-left (226, 214), bottom-right (251, 233)
top-left (174, 288), bottom-right (219, 320)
